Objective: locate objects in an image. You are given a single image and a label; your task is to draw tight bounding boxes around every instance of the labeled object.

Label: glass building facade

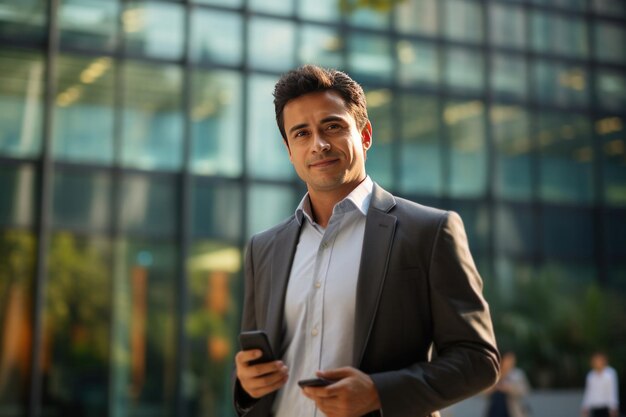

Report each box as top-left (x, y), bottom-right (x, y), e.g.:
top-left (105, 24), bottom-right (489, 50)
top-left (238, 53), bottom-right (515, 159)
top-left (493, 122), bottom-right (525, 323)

top-left (0, 0), bottom-right (625, 416)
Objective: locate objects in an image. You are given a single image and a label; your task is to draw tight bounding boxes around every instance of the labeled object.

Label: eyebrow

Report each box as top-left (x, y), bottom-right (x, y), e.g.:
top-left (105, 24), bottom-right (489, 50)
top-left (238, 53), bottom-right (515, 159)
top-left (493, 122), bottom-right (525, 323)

top-left (287, 116), bottom-right (347, 135)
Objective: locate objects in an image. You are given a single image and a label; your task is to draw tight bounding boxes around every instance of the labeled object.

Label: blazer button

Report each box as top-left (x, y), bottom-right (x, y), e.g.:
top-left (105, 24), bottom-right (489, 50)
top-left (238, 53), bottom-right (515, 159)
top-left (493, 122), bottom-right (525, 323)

top-left (312, 327), bottom-right (319, 337)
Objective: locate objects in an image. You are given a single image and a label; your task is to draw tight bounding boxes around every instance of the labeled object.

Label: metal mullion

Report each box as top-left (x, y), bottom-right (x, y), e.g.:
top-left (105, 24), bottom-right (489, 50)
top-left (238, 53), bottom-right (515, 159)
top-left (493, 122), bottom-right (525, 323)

top-left (28, 0), bottom-right (59, 416)
top-left (438, 0), bottom-right (450, 205)
top-left (174, 0), bottom-right (193, 415)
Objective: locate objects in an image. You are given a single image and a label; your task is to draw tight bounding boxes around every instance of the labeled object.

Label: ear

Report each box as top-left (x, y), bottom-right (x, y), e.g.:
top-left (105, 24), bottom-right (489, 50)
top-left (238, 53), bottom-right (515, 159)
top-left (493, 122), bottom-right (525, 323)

top-left (361, 120), bottom-right (373, 153)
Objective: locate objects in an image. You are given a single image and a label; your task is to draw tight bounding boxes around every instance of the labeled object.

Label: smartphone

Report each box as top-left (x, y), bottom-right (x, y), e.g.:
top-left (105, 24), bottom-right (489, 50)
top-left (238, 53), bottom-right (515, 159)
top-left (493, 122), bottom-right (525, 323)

top-left (297, 378), bottom-right (333, 388)
top-left (239, 330), bottom-right (275, 366)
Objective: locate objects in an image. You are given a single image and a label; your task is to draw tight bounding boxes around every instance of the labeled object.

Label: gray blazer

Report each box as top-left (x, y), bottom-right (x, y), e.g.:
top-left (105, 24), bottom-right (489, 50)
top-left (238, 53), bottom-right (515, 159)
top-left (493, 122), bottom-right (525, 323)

top-left (233, 183), bottom-right (500, 417)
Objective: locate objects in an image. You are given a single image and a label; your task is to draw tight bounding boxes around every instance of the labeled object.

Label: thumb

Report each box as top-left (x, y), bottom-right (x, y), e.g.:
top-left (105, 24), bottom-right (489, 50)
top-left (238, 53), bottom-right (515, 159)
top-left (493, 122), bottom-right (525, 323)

top-left (316, 367), bottom-right (355, 380)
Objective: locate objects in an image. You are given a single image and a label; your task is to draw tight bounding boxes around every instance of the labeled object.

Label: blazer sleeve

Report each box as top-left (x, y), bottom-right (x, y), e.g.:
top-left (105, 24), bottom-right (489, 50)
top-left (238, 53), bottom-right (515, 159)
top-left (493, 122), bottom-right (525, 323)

top-left (370, 211), bottom-right (500, 417)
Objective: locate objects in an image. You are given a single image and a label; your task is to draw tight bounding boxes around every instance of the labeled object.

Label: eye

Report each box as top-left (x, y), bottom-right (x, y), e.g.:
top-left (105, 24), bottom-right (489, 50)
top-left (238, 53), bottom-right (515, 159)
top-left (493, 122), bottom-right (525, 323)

top-left (326, 123), bottom-right (341, 131)
top-left (293, 130), bottom-right (309, 139)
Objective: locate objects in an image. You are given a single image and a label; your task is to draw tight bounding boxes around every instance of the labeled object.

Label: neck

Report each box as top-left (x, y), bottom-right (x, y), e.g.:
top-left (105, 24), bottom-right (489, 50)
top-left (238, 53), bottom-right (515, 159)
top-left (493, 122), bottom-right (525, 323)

top-left (307, 177), bottom-right (366, 228)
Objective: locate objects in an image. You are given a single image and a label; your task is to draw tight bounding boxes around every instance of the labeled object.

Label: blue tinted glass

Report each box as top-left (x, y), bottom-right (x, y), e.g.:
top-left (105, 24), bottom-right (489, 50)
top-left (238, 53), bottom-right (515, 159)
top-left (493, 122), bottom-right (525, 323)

top-left (592, 0), bottom-right (626, 16)
top-left (52, 169), bottom-right (112, 231)
top-left (119, 174), bottom-right (178, 237)
top-left (399, 94), bottom-right (441, 195)
top-left (533, 61), bottom-right (589, 108)
top-left (446, 201), bottom-right (490, 252)
top-left (299, 24), bottom-right (344, 68)
top-left (365, 88), bottom-right (394, 189)
top-left (123, 1), bottom-right (184, 60)
top-left (604, 209), bottom-right (626, 258)
top-left (122, 62), bottom-right (183, 171)
top-left (59, 0), bottom-right (119, 51)
top-left (599, 115), bottom-right (626, 206)
top-left (247, 185), bottom-right (296, 237)
top-left (597, 69), bottom-right (626, 111)
top-left (0, 163), bottom-right (36, 227)
top-left (490, 3), bottom-right (526, 49)
top-left (193, 0), bottom-right (242, 6)
top-left (348, 33), bottom-right (393, 84)
top-left (492, 54), bottom-right (527, 100)
top-left (397, 39), bottom-right (438, 87)
top-left (542, 207), bottom-right (594, 259)
top-left (191, 9), bottom-right (242, 66)
top-left (530, 0), bottom-right (586, 10)
top-left (537, 113), bottom-right (594, 203)
top-left (250, 0), bottom-right (293, 15)
top-left (298, 0), bottom-right (340, 22)
top-left (532, 11), bottom-right (588, 58)
top-left (445, 47), bottom-right (484, 92)
top-left (347, 6), bottom-right (390, 29)
top-left (446, 100), bottom-right (487, 197)
top-left (0, 0), bottom-right (47, 41)
top-left (495, 204), bottom-right (536, 256)
top-left (191, 70), bottom-right (243, 177)
top-left (445, 0), bottom-right (484, 43)
top-left (492, 105), bottom-right (532, 200)
top-left (247, 75), bottom-right (294, 180)
top-left (395, 0), bottom-right (438, 36)
top-left (53, 55), bottom-right (115, 164)
top-left (0, 48), bottom-right (44, 158)
top-left (192, 181), bottom-right (242, 240)
top-left (248, 17), bottom-right (296, 72)
top-left (594, 22), bottom-right (626, 64)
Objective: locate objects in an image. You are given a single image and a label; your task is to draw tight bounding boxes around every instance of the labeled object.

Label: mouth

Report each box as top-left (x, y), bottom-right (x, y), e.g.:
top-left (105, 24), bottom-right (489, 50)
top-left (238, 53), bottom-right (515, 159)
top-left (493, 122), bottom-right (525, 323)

top-left (309, 158), bottom-right (340, 168)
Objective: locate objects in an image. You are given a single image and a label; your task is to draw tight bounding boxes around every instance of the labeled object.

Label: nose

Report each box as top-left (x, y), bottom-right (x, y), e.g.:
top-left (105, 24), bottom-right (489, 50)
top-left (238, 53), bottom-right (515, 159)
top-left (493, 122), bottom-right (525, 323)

top-left (312, 132), bottom-right (330, 153)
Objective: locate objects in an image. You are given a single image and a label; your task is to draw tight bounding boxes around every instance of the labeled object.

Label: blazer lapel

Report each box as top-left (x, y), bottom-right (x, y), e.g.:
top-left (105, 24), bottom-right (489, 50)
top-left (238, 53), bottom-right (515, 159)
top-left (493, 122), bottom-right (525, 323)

top-left (353, 184), bottom-right (397, 367)
top-left (265, 217), bottom-right (301, 355)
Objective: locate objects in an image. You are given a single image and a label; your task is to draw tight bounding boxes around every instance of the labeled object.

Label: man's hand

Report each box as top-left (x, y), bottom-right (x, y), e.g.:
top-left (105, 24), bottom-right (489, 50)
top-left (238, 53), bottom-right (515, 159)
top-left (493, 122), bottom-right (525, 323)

top-left (301, 367), bottom-right (381, 417)
top-left (235, 349), bottom-right (288, 399)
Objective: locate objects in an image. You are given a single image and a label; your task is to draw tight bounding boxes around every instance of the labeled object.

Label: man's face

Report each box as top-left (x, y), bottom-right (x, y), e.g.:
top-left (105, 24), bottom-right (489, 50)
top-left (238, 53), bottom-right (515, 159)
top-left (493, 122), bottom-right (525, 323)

top-left (282, 90), bottom-right (371, 195)
top-left (591, 354), bottom-right (607, 371)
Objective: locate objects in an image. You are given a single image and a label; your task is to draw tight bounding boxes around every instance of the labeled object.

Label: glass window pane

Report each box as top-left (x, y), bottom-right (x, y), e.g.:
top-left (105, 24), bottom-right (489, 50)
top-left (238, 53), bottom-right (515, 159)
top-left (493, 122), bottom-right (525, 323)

top-left (446, 201), bottom-right (490, 252)
top-left (347, 6), bottom-right (390, 29)
top-left (192, 180), bottom-right (242, 240)
top-left (250, 0), bottom-right (293, 15)
top-left (594, 22), bottom-right (626, 64)
top-left (445, 100), bottom-right (487, 197)
top-left (592, 0), bottom-right (626, 17)
top-left (52, 168), bottom-right (112, 231)
top-left (185, 240), bottom-right (242, 416)
top-left (604, 209), bottom-right (626, 259)
top-left (537, 113), bottom-right (594, 203)
top-left (190, 9), bottom-right (242, 66)
top-left (492, 106), bottom-right (532, 200)
top-left (490, 3), bottom-right (526, 49)
top-left (191, 70), bottom-right (243, 177)
top-left (0, 0), bottom-right (47, 41)
top-left (533, 61), bottom-right (589, 108)
top-left (298, 0), bottom-right (340, 23)
top-left (0, 163), bottom-right (36, 227)
top-left (122, 61), bottom-right (183, 171)
top-left (247, 185), bottom-right (296, 237)
top-left (399, 94), bottom-right (441, 195)
top-left (396, 39), bottom-right (438, 87)
top-left (0, 229), bottom-right (35, 414)
top-left (0, 48), bottom-right (44, 158)
top-left (193, 0), bottom-right (242, 7)
top-left (445, 0), bottom-right (484, 43)
top-left (395, 0), bottom-right (438, 36)
top-left (59, 0), bottom-right (119, 51)
top-left (348, 33), bottom-right (393, 84)
top-left (445, 47), bottom-right (484, 92)
top-left (123, 1), bottom-right (184, 61)
top-left (492, 53), bottom-right (527, 100)
top-left (53, 55), bottom-right (115, 164)
top-left (299, 24), bottom-right (344, 68)
top-left (598, 115), bottom-right (626, 206)
top-left (247, 75), bottom-right (294, 180)
top-left (42, 233), bottom-right (112, 414)
top-left (542, 207), bottom-right (594, 259)
top-left (109, 239), bottom-right (177, 416)
top-left (531, 12), bottom-right (588, 58)
top-left (597, 69), bottom-right (626, 112)
top-left (120, 174), bottom-right (178, 237)
top-left (248, 17), bottom-right (295, 72)
top-left (530, 0), bottom-right (586, 11)
top-left (495, 204), bottom-right (536, 257)
top-left (365, 88), bottom-right (393, 189)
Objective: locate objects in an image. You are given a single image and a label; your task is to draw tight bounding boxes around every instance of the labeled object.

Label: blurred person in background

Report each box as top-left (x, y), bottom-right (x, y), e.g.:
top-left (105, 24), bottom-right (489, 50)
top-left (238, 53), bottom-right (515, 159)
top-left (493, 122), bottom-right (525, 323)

top-left (581, 351), bottom-right (619, 417)
top-left (485, 351), bottom-right (531, 417)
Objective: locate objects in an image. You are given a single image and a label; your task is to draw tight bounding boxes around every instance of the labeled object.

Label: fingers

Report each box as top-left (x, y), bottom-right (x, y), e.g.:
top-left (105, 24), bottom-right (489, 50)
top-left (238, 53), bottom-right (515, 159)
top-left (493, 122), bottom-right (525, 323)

top-left (235, 350), bottom-right (289, 399)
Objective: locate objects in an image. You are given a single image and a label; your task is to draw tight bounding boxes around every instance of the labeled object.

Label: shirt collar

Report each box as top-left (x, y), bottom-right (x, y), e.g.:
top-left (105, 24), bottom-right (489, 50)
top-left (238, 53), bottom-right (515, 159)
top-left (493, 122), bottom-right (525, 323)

top-left (295, 176), bottom-right (373, 226)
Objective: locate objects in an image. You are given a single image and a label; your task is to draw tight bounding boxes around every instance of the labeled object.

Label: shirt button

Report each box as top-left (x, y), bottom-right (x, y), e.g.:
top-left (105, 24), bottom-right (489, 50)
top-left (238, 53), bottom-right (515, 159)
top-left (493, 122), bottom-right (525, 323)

top-left (321, 242), bottom-right (328, 249)
top-left (312, 327), bottom-right (319, 337)
top-left (314, 282), bottom-right (321, 289)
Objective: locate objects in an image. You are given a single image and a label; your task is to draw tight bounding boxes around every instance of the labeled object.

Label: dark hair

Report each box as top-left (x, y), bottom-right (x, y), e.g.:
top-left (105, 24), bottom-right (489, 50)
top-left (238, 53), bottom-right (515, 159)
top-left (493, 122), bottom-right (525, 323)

top-left (273, 65), bottom-right (368, 142)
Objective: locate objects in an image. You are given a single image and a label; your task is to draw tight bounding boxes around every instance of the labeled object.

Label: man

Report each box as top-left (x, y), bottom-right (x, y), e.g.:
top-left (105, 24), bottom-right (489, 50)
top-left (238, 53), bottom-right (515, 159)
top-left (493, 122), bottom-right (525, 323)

top-left (233, 65), bottom-right (499, 417)
top-left (581, 352), bottom-right (620, 417)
